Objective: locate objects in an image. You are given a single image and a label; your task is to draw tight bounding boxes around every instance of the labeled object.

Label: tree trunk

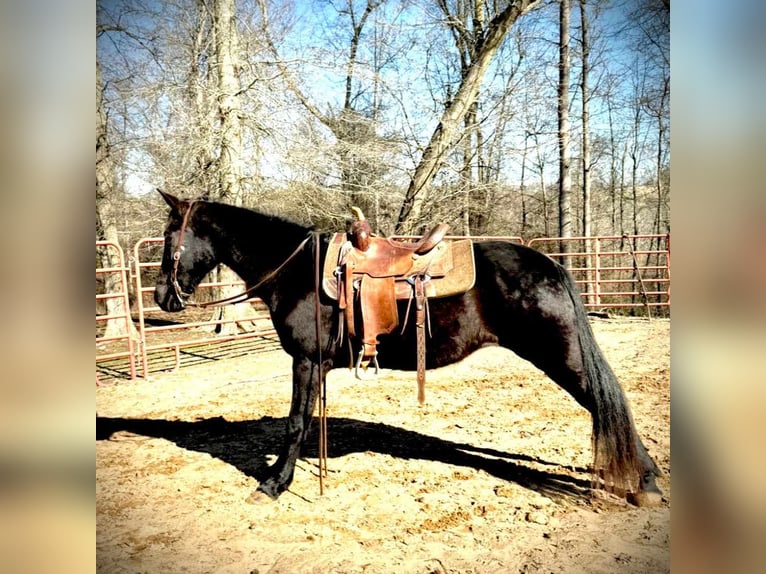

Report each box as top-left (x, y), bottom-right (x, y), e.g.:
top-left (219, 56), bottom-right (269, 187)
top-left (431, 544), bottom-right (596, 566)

top-left (188, 0), bottom-right (217, 198)
top-left (607, 89), bottom-right (617, 233)
top-left (557, 0), bottom-right (572, 268)
top-left (96, 60), bottom-right (138, 340)
top-left (394, 0), bottom-right (542, 233)
top-left (619, 140), bottom-right (626, 240)
top-left (539, 154), bottom-right (549, 237)
top-left (461, 116), bottom-right (472, 235)
top-left (210, 0), bottom-right (258, 335)
top-left (462, 102), bottom-right (482, 235)
top-left (630, 71), bottom-right (642, 239)
top-left (631, 151), bottom-right (639, 237)
top-left (467, 1), bottom-right (488, 236)
top-left (580, 0), bottom-right (591, 239)
top-left (470, 101), bottom-right (489, 234)
top-left (520, 133), bottom-right (529, 235)
top-left (215, 0), bottom-right (242, 204)
top-left (579, 0), bottom-right (593, 296)
top-left (651, 76), bottom-right (669, 266)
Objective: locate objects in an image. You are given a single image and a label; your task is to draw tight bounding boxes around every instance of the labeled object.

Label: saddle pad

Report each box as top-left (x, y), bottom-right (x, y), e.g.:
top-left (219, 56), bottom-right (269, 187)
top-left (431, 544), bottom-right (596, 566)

top-left (322, 233), bottom-right (476, 300)
top-left (417, 238), bottom-right (475, 299)
top-left (322, 234), bottom-right (351, 298)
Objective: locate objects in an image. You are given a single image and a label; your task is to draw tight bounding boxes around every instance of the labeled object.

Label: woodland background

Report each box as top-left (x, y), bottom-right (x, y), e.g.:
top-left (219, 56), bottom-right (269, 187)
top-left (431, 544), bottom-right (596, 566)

top-left (96, 0), bottom-right (669, 249)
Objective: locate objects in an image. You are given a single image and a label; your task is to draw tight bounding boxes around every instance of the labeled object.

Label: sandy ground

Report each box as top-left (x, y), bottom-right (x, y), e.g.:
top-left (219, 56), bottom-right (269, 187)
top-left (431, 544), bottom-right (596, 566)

top-left (97, 317), bottom-right (670, 573)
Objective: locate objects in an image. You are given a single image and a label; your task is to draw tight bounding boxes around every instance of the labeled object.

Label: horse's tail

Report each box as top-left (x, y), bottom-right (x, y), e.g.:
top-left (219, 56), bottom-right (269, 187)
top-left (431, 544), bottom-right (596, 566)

top-left (555, 264), bottom-right (642, 496)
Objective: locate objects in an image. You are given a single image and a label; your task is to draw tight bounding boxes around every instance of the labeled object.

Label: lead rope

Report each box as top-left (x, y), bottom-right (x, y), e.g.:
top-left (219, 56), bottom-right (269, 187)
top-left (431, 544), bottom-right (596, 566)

top-left (414, 275), bottom-right (427, 405)
top-left (314, 232), bottom-right (329, 494)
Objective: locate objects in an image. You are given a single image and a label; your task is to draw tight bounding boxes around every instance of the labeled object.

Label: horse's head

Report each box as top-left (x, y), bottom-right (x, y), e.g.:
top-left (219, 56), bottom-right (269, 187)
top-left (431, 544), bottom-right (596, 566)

top-left (154, 190), bottom-right (218, 312)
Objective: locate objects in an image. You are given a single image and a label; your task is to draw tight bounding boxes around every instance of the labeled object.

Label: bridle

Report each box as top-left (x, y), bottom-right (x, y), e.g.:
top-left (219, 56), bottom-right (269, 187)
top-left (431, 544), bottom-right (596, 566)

top-left (169, 199), bottom-right (198, 305)
top-left (168, 199), bottom-right (313, 309)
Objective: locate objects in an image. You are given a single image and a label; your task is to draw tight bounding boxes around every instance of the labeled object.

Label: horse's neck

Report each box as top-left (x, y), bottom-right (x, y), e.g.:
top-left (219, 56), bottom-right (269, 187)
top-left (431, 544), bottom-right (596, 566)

top-left (212, 205), bottom-right (311, 286)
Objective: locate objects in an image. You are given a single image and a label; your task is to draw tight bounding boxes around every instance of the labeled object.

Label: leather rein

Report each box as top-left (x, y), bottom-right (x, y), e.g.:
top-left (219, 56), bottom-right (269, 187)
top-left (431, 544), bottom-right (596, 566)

top-left (169, 199), bottom-right (313, 308)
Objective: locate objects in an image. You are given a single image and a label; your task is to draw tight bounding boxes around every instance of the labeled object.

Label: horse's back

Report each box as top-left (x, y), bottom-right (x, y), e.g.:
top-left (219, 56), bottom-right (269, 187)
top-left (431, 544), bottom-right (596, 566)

top-left (368, 240), bottom-right (575, 371)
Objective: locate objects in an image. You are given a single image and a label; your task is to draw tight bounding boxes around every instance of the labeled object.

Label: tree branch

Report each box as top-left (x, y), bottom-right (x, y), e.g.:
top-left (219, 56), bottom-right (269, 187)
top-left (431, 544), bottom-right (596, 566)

top-left (255, 0), bottom-right (333, 130)
top-left (394, 0), bottom-right (543, 233)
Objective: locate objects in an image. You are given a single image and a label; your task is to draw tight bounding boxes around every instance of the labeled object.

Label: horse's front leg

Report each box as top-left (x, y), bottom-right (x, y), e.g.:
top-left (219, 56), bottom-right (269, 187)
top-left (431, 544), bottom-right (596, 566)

top-left (257, 355), bottom-right (324, 499)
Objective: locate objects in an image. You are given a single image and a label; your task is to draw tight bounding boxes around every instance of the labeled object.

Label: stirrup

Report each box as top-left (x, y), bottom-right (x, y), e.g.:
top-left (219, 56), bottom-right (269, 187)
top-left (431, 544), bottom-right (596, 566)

top-left (354, 348), bottom-right (380, 380)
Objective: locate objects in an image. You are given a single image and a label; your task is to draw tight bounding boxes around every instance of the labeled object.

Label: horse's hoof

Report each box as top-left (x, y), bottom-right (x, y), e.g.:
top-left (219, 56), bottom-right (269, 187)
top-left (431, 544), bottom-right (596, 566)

top-left (254, 479), bottom-right (283, 501)
top-left (627, 489), bottom-right (663, 508)
top-left (628, 469), bottom-right (664, 507)
top-left (246, 489), bottom-right (275, 505)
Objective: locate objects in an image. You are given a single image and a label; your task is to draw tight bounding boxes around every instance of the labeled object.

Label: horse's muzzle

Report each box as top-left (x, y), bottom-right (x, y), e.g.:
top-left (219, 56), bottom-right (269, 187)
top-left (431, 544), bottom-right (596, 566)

top-left (154, 283), bottom-right (186, 312)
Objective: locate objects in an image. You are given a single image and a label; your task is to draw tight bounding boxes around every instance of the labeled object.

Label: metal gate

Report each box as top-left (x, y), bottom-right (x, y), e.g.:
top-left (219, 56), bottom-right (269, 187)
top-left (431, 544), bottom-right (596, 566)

top-left (96, 241), bottom-right (137, 379)
top-left (526, 234), bottom-right (670, 314)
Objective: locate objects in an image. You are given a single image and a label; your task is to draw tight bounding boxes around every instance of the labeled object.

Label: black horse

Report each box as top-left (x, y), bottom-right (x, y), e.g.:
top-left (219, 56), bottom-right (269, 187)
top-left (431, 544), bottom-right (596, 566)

top-left (153, 191), bottom-right (662, 506)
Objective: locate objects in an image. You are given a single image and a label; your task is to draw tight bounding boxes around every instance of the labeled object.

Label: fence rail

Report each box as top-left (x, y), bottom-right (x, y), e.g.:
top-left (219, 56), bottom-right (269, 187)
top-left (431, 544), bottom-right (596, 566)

top-left (526, 234), bottom-right (670, 315)
top-left (96, 233), bottom-right (670, 380)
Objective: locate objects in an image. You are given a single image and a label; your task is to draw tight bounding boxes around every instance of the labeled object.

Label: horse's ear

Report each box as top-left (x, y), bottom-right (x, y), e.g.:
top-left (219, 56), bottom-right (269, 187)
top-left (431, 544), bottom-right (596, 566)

top-left (157, 189), bottom-right (182, 211)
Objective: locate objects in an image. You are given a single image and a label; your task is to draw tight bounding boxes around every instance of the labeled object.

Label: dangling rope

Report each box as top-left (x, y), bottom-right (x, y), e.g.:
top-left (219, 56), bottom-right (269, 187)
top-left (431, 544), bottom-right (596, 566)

top-left (313, 232), bottom-right (329, 494)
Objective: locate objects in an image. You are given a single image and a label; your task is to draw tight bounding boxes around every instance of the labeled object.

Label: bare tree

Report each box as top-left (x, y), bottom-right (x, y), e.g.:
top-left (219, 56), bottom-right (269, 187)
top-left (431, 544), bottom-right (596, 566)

top-left (558, 0), bottom-right (572, 267)
top-left (533, 129), bottom-right (553, 237)
top-left (96, 0), bottom-right (668, 261)
top-left (96, 13), bottom-right (143, 341)
top-left (97, 59), bottom-right (138, 340)
top-left (579, 0), bottom-right (592, 240)
top-left (578, 0), bottom-right (594, 296)
top-left (256, 0), bottom-right (394, 229)
top-left (394, 0), bottom-right (542, 233)
top-left (433, 1), bottom-right (527, 236)
top-left (207, 0), bottom-right (264, 335)
top-left (214, 0), bottom-right (244, 204)
top-left (435, 0), bottom-right (488, 235)
top-left (603, 71), bottom-right (620, 233)
top-left (185, 0), bottom-right (218, 198)
top-left (616, 0), bottom-right (670, 242)
top-left (630, 0), bottom-right (670, 251)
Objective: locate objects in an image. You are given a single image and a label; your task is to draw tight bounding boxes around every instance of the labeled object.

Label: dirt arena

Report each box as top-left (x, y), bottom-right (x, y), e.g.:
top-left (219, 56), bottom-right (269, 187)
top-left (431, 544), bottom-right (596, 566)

top-left (97, 317), bottom-right (670, 573)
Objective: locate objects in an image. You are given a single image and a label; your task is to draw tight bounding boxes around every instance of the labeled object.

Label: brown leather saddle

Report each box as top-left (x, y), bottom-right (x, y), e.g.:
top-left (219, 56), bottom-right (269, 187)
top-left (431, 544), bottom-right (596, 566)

top-left (322, 208), bottom-right (476, 403)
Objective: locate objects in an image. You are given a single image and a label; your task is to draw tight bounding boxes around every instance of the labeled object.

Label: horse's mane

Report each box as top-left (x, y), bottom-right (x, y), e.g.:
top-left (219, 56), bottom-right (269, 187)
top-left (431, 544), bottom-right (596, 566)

top-left (202, 199), bottom-right (314, 233)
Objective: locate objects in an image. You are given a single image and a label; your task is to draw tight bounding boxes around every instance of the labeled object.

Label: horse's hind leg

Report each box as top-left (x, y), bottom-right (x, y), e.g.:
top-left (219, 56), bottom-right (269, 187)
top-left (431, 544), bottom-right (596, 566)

top-left (493, 286), bottom-right (662, 506)
top-left (534, 343), bottom-right (663, 507)
top-left (256, 356), bottom-right (324, 499)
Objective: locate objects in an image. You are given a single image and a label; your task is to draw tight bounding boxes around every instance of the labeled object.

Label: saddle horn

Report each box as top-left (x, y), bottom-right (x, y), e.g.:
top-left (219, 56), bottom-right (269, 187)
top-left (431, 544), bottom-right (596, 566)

top-left (350, 206), bottom-right (366, 221)
top-left (349, 206), bottom-right (372, 251)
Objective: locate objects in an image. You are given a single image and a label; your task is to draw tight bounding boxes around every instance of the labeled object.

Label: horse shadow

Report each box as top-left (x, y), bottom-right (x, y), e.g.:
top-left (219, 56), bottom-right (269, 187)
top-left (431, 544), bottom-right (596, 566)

top-left (96, 415), bottom-right (591, 503)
